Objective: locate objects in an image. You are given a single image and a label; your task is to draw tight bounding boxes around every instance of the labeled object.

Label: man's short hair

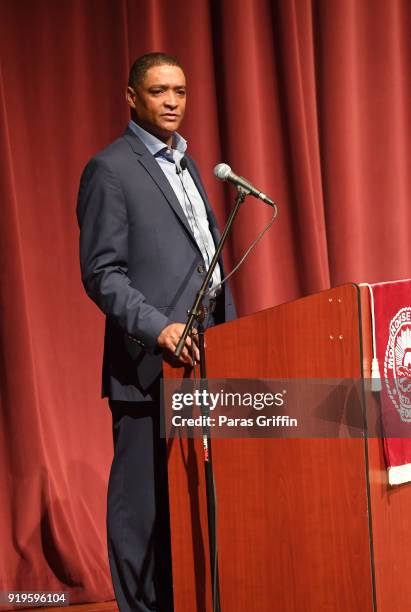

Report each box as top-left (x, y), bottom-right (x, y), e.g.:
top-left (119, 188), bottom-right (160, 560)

top-left (128, 52), bottom-right (184, 88)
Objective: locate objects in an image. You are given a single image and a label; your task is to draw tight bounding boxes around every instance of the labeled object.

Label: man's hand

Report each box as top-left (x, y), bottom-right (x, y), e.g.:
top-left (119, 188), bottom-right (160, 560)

top-left (157, 323), bottom-right (200, 366)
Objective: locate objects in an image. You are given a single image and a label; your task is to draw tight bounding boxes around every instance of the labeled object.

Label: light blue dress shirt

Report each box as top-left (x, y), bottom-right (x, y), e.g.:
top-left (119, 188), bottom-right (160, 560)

top-left (128, 120), bottom-right (221, 295)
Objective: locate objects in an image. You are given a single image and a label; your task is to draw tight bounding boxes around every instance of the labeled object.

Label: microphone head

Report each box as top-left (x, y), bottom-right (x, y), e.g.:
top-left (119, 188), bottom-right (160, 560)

top-left (180, 156), bottom-right (188, 171)
top-left (214, 163), bottom-right (231, 180)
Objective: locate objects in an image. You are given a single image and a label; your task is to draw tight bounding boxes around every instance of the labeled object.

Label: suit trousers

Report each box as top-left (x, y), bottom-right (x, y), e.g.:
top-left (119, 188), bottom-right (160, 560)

top-left (107, 400), bottom-right (174, 612)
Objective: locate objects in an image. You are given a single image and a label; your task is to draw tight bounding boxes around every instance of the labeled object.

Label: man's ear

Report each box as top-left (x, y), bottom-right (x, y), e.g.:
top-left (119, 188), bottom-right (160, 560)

top-left (126, 86), bottom-right (136, 109)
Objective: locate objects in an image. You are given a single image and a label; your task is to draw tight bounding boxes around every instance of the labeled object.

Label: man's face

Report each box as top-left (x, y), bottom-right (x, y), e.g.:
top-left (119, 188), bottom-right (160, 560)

top-left (127, 64), bottom-right (186, 144)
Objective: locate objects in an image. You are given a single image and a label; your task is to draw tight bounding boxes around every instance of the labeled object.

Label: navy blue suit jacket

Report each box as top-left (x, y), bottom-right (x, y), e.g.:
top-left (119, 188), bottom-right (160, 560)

top-left (77, 127), bottom-right (235, 401)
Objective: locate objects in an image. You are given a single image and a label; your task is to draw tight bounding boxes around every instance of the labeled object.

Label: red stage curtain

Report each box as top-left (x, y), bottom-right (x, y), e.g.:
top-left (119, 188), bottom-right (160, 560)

top-left (1, 0), bottom-right (410, 604)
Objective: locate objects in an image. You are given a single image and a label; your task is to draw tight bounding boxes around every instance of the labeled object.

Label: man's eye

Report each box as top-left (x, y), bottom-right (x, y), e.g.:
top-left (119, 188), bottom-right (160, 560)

top-left (151, 89), bottom-right (163, 95)
top-left (176, 90), bottom-right (186, 96)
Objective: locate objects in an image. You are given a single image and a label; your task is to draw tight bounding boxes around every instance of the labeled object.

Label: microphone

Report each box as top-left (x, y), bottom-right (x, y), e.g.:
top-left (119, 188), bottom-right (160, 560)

top-left (214, 163), bottom-right (275, 206)
top-left (176, 156), bottom-right (188, 174)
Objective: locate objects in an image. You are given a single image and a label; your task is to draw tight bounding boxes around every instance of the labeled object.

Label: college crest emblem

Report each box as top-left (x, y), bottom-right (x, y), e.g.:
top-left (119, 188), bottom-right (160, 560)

top-left (384, 307), bottom-right (411, 422)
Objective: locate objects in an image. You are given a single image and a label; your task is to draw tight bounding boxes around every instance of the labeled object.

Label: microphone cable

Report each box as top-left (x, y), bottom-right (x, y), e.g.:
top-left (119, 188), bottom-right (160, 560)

top-left (204, 203), bottom-right (278, 298)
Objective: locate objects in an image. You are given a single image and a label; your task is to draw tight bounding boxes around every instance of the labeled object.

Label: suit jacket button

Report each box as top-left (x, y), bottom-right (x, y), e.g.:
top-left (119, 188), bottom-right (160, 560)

top-left (197, 264), bottom-right (205, 273)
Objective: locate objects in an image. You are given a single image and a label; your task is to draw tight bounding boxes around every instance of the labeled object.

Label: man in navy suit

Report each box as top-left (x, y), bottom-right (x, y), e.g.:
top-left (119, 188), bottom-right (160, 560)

top-left (77, 53), bottom-right (235, 611)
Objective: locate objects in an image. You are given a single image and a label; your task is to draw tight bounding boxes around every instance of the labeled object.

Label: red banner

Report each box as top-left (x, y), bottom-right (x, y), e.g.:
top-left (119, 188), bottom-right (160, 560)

top-left (371, 279), bottom-right (411, 485)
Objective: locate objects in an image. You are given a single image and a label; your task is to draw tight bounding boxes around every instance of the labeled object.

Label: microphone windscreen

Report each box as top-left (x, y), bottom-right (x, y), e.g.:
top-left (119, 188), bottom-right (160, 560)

top-left (180, 156), bottom-right (188, 171)
top-left (214, 163), bottom-right (231, 180)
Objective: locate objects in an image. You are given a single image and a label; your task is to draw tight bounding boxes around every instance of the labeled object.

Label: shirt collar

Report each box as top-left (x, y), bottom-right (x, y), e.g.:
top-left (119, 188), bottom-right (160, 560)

top-left (128, 120), bottom-right (187, 157)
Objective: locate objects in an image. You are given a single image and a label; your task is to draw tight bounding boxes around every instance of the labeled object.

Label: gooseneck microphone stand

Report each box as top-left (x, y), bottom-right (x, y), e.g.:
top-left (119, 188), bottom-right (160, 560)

top-left (174, 186), bottom-right (248, 612)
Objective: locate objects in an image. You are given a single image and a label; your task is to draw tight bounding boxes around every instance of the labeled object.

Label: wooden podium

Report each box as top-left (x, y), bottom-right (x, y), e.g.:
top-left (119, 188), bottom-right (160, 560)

top-left (163, 283), bottom-right (411, 611)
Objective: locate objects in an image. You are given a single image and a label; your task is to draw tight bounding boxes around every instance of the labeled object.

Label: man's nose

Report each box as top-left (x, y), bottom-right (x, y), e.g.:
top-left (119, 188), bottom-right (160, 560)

top-left (164, 92), bottom-right (178, 108)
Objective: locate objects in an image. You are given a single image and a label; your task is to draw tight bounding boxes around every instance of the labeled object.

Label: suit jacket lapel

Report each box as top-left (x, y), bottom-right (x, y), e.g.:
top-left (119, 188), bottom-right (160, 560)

top-left (124, 128), bottom-right (223, 266)
top-left (124, 130), bottom-right (198, 245)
